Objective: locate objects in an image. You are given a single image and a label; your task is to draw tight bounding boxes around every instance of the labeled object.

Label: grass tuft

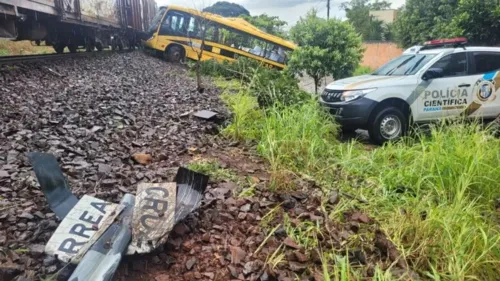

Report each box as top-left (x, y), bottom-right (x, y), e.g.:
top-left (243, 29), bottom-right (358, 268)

top-left (186, 159), bottom-right (238, 182)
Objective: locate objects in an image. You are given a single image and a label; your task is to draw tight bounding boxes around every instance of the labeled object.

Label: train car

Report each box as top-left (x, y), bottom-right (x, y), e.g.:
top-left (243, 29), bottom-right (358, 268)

top-left (0, 0), bottom-right (157, 53)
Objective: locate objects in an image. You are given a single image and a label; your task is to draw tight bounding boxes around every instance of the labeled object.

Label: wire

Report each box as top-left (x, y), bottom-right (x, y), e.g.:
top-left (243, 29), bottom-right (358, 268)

top-left (311, 0), bottom-right (327, 11)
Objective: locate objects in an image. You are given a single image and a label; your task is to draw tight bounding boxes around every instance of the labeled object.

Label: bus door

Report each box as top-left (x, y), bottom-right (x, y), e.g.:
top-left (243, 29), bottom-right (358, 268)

top-left (157, 10), bottom-right (193, 50)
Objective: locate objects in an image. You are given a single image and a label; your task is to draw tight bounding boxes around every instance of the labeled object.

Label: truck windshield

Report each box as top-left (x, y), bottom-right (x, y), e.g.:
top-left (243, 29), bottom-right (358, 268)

top-left (373, 54), bottom-right (436, 76)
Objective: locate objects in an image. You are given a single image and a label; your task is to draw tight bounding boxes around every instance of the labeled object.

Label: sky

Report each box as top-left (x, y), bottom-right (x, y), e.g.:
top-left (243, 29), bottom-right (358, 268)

top-left (156, 0), bottom-right (406, 27)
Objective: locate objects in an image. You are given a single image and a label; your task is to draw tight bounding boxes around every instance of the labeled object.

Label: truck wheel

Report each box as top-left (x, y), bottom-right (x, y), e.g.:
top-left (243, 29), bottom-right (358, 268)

top-left (167, 45), bottom-right (184, 63)
top-left (368, 107), bottom-right (407, 145)
top-left (53, 43), bottom-right (65, 54)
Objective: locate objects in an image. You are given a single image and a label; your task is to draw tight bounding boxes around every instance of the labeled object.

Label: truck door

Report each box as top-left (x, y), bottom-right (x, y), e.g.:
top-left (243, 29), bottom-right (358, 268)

top-left (465, 52), bottom-right (500, 118)
top-left (418, 52), bottom-right (472, 120)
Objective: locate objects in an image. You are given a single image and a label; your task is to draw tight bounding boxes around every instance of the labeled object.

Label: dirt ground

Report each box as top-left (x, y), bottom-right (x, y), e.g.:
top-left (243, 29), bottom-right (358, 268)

top-left (0, 52), bottom-right (403, 281)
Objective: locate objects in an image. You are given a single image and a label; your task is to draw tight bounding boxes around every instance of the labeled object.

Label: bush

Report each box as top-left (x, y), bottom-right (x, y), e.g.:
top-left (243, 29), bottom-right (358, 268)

top-left (199, 57), bottom-right (261, 79)
top-left (200, 57), bottom-right (310, 107)
top-left (353, 65), bottom-right (373, 76)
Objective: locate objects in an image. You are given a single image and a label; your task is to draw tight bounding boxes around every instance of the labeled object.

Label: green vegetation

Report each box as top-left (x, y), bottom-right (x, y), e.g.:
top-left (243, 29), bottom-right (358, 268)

top-left (203, 2), bottom-right (288, 39)
top-left (289, 10), bottom-right (363, 93)
top-left (341, 0), bottom-right (394, 41)
top-left (203, 1), bottom-right (250, 17)
top-left (447, 0), bottom-right (500, 45)
top-left (394, 0), bottom-right (500, 47)
top-left (0, 40), bottom-right (53, 56)
top-left (288, 46), bottom-right (331, 94)
top-left (241, 14), bottom-right (288, 38)
top-left (206, 56), bottom-right (500, 280)
top-left (340, 123), bottom-right (500, 280)
top-left (186, 159), bottom-right (238, 182)
top-left (200, 57), bottom-right (309, 107)
top-left (353, 65), bottom-right (373, 76)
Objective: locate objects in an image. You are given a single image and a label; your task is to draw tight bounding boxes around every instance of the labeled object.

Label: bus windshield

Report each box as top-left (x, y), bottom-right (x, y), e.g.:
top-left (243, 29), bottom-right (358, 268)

top-left (148, 7), bottom-right (166, 34)
top-left (373, 54), bottom-right (436, 76)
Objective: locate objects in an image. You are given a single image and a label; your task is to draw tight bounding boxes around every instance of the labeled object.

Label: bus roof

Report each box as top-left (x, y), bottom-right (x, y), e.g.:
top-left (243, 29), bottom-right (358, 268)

top-left (163, 5), bottom-right (296, 50)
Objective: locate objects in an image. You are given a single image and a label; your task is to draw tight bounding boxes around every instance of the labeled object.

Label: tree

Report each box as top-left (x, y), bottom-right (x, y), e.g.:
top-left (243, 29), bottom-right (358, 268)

top-left (181, 7), bottom-right (211, 93)
top-left (203, 1), bottom-right (250, 17)
top-left (447, 0), bottom-right (500, 45)
top-left (241, 14), bottom-right (287, 38)
top-left (289, 10), bottom-right (363, 94)
top-left (393, 0), bottom-right (500, 47)
top-left (393, 0), bottom-right (459, 48)
top-left (288, 47), bottom-right (330, 95)
top-left (341, 0), bottom-right (392, 41)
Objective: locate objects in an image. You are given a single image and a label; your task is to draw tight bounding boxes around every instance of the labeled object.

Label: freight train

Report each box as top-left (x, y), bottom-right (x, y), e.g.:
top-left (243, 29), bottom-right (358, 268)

top-left (0, 0), bottom-right (157, 53)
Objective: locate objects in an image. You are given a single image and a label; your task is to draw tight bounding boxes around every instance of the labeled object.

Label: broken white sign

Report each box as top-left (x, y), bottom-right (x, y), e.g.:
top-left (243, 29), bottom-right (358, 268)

top-left (128, 182), bottom-right (177, 254)
top-left (44, 195), bottom-right (119, 263)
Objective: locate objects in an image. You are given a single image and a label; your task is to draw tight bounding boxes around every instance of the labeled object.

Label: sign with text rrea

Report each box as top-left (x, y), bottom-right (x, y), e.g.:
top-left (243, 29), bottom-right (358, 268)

top-left (44, 195), bottom-right (118, 263)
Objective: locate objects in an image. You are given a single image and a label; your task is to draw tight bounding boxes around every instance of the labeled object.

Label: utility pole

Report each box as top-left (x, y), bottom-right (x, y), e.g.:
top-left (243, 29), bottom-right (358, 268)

top-left (327, 0), bottom-right (330, 20)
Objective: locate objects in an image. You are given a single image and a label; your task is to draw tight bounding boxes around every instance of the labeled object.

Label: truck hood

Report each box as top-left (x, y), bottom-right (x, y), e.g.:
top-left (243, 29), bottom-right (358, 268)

top-left (325, 75), bottom-right (409, 90)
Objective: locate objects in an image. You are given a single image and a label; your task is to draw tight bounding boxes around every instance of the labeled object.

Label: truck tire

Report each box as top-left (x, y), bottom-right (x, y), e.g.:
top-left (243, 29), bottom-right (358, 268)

top-left (368, 106), bottom-right (408, 145)
top-left (167, 45), bottom-right (184, 63)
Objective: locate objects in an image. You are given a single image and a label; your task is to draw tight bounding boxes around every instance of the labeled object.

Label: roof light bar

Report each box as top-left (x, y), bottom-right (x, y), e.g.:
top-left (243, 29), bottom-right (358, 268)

top-left (424, 37), bottom-right (468, 46)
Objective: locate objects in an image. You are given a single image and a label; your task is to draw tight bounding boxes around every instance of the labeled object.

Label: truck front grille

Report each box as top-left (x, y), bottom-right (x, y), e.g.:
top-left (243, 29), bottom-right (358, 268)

top-left (321, 89), bottom-right (344, 103)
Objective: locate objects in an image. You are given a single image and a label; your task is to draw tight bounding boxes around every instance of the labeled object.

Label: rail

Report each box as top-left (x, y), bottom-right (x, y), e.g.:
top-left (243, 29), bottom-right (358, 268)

top-left (0, 51), bottom-right (110, 65)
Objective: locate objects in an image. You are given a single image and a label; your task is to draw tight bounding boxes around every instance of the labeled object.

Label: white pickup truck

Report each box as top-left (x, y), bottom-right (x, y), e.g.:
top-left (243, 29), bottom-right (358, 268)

top-left (320, 38), bottom-right (500, 144)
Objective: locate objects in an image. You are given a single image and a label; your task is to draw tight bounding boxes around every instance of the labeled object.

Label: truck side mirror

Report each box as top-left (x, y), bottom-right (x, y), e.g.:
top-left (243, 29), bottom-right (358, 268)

top-left (422, 68), bottom-right (444, 81)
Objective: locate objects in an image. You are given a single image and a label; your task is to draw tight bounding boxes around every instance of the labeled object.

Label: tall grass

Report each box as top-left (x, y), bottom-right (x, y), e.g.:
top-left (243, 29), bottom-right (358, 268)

top-left (220, 90), bottom-right (262, 140)
top-left (223, 86), bottom-right (500, 279)
top-left (257, 101), bottom-right (339, 174)
top-left (213, 57), bottom-right (500, 279)
top-left (340, 122), bottom-right (500, 280)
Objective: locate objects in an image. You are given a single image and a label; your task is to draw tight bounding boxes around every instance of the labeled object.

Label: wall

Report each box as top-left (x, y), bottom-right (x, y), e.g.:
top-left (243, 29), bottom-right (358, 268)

top-left (361, 42), bottom-right (403, 70)
top-left (369, 10), bottom-right (398, 24)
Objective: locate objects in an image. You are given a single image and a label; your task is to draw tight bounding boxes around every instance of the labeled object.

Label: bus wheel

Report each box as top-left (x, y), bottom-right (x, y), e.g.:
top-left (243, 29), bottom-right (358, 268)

top-left (167, 45), bottom-right (184, 63)
top-left (368, 106), bottom-right (407, 145)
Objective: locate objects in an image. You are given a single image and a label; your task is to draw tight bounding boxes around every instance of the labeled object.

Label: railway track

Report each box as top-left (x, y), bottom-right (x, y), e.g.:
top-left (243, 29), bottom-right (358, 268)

top-left (0, 51), bottom-right (106, 65)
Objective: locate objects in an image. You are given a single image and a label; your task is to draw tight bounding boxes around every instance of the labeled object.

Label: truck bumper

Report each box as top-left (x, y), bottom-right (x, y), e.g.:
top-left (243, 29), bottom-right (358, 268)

top-left (320, 97), bottom-right (378, 129)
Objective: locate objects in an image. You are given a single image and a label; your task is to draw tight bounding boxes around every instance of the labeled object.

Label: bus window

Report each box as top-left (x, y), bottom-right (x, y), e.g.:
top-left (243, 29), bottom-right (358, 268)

top-left (187, 17), bottom-right (197, 37)
top-left (205, 24), bottom-right (219, 42)
top-left (159, 11), bottom-right (188, 36)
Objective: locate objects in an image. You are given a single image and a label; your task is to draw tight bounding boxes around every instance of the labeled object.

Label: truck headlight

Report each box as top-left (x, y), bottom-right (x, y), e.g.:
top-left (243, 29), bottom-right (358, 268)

top-left (341, 88), bottom-right (377, 102)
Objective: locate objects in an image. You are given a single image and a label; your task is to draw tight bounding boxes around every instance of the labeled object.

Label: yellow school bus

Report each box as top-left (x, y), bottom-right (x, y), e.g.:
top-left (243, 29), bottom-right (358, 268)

top-left (144, 5), bottom-right (296, 69)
